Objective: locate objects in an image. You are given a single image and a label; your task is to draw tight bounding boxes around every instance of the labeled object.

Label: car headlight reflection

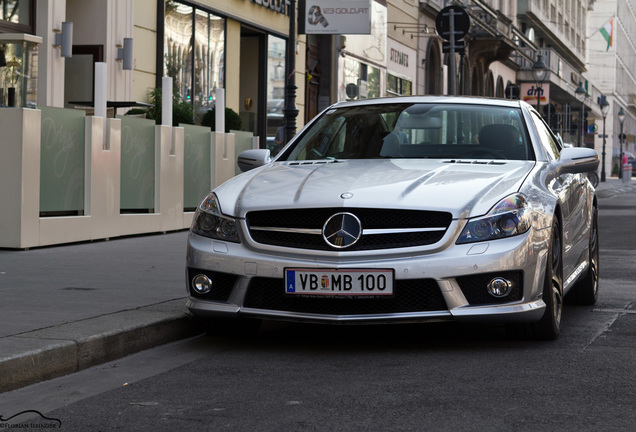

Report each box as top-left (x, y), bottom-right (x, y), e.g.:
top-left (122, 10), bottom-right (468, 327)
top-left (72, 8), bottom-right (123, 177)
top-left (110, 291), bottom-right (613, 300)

top-left (191, 193), bottom-right (240, 243)
top-left (457, 194), bottom-right (532, 244)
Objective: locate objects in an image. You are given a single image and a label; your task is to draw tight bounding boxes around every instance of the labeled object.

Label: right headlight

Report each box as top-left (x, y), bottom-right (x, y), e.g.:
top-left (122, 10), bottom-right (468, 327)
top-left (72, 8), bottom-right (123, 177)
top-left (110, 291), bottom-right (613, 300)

top-left (191, 193), bottom-right (240, 243)
top-left (456, 193), bottom-right (532, 244)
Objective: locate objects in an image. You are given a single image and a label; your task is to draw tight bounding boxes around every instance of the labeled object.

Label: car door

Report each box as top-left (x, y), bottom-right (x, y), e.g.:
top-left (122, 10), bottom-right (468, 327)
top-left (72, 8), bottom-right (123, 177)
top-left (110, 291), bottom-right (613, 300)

top-left (529, 111), bottom-right (587, 279)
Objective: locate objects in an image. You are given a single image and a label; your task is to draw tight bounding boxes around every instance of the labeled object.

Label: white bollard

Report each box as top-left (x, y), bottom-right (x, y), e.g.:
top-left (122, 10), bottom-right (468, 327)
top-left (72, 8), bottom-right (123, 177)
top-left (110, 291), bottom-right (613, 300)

top-left (94, 62), bottom-right (107, 118)
top-left (215, 88), bottom-right (225, 132)
top-left (162, 76), bottom-right (173, 127)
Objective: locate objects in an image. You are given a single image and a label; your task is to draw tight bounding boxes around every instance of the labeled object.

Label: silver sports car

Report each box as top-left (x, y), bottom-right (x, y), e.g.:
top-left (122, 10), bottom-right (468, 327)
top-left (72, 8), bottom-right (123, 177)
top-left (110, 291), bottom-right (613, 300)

top-left (186, 96), bottom-right (600, 340)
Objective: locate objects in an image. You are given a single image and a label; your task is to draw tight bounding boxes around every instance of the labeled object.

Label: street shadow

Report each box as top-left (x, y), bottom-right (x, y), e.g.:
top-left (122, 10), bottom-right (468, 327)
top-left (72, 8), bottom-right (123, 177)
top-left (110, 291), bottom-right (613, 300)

top-left (201, 318), bottom-right (548, 355)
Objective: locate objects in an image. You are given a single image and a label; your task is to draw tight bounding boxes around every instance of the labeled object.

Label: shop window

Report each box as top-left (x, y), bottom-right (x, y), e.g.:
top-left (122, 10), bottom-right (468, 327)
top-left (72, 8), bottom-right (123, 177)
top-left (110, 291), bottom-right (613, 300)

top-left (343, 58), bottom-right (380, 101)
top-left (165, 3), bottom-right (193, 106)
top-left (194, 9), bottom-right (225, 124)
top-left (387, 74), bottom-right (412, 96)
top-left (0, 0), bottom-right (33, 33)
top-left (367, 66), bottom-right (380, 98)
top-left (343, 57), bottom-right (359, 100)
top-left (164, 1), bottom-right (225, 124)
top-left (266, 35), bottom-right (286, 151)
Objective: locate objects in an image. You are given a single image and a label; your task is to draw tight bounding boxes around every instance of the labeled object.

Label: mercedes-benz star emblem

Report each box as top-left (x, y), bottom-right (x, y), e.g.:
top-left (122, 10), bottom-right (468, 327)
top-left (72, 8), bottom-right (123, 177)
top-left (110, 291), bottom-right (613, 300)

top-left (322, 212), bottom-right (362, 249)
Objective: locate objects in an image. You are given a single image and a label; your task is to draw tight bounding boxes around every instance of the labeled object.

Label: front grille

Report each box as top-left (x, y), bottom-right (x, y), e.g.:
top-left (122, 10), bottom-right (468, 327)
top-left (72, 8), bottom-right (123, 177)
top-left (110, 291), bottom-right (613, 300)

top-left (246, 208), bottom-right (452, 251)
top-left (243, 277), bottom-right (447, 315)
top-left (456, 271), bottom-right (524, 305)
top-left (187, 268), bottom-right (237, 301)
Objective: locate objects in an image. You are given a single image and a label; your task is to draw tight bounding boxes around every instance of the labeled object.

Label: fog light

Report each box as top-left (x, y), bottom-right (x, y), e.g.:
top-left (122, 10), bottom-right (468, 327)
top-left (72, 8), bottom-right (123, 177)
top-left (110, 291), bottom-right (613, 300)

top-left (192, 274), bottom-right (213, 294)
top-left (487, 277), bottom-right (512, 298)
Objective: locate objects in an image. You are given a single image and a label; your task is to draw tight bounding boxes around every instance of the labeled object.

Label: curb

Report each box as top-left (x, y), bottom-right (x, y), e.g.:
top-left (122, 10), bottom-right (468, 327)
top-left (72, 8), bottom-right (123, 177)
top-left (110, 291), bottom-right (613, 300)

top-left (0, 299), bottom-right (201, 394)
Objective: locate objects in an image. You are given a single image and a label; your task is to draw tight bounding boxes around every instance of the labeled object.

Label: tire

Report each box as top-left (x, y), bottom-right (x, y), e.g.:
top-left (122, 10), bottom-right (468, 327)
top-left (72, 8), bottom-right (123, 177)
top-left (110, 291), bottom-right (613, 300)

top-left (567, 207), bottom-right (599, 305)
top-left (531, 218), bottom-right (564, 340)
top-left (509, 218), bottom-right (563, 340)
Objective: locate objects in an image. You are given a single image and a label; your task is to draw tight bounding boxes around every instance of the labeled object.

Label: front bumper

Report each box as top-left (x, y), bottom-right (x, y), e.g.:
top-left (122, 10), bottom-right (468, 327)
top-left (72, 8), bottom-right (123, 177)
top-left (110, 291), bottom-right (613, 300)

top-left (185, 227), bottom-right (550, 325)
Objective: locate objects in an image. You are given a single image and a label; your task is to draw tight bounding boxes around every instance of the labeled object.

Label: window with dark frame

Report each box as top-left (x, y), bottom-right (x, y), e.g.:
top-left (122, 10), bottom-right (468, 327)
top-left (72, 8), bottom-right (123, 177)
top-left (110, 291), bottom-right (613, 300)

top-left (0, 0), bottom-right (35, 34)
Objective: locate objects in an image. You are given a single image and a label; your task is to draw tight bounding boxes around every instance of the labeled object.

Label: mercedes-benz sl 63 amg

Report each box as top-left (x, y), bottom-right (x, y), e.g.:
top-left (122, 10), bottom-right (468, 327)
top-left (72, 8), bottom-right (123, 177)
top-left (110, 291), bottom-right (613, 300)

top-left (186, 96), bottom-right (600, 340)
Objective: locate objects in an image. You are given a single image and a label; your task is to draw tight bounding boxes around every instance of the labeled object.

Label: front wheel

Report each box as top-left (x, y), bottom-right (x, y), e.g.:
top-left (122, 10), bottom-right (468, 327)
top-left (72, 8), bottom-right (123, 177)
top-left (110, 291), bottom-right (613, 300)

top-left (532, 219), bottom-right (564, 340)
top-left (567, 207), bottom-right (599, 305)
top-left (509, 218), bottom-right (563, 340)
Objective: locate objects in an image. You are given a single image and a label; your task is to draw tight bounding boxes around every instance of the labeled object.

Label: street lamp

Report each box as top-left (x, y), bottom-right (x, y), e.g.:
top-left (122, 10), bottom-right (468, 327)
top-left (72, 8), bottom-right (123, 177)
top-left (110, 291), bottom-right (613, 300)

top-left (600, 96), bottom-right (610, 182)
top-left (284, 0), bottom-right (299, 144)
top-left (532, 54), bottom-right (548, 118)
top-left (618, 106), bottom-right (626, 179)
top-left (575, 81), bottom-right (586, 147)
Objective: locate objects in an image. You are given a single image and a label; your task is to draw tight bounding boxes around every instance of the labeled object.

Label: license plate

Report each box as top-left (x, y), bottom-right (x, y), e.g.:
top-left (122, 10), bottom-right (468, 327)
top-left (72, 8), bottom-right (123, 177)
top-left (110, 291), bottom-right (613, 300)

top-left (285, 268), bottom-right (394, 296)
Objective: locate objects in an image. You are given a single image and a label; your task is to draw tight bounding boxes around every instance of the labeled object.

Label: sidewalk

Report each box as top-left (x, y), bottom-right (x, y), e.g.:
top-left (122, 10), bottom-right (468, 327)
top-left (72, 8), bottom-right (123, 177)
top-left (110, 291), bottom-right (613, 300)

top-left (0, 230), bottom-right (200, 393)
top-left (595, 175), bottom-right (636, 198)
top-left (0, 177), bottom-right (633, 393)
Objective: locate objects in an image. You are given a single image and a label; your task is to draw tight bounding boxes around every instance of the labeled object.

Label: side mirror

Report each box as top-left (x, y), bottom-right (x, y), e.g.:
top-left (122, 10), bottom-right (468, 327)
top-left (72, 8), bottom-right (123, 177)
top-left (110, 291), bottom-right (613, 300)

top-left (557, 147), bottom-right (599, 175)
top-left (237, 149), bottom-right (272, 172)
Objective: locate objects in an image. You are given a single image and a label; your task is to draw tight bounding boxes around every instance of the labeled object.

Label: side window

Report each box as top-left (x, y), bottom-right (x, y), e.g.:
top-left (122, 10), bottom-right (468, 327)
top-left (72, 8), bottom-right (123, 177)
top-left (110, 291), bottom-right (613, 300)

top-left (531, 112), bottom-right (560, 161)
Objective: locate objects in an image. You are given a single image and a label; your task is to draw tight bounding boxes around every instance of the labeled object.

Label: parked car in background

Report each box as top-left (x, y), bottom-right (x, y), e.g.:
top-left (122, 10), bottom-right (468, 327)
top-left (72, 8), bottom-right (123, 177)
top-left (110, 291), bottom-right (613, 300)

top-left (187, 96), bottom-right (600, 340)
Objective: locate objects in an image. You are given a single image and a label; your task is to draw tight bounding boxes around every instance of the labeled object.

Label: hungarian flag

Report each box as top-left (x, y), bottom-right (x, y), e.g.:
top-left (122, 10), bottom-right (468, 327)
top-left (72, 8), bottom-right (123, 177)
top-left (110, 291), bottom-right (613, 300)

top-left (600, 19), bottom-right (613, 51)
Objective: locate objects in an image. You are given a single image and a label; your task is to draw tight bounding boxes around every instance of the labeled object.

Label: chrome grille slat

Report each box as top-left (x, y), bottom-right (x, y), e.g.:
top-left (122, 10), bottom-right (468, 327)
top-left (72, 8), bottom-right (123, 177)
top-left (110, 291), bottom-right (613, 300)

top-left (249, 226), bottom-right (446, 235)
top-left (246, 208), bottom-right (452, 251)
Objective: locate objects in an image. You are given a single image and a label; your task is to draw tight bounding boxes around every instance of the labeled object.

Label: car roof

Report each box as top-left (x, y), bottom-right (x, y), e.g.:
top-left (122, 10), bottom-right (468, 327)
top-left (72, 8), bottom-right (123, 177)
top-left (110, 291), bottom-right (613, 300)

top-left (329, 95), bottom-right (526, 110)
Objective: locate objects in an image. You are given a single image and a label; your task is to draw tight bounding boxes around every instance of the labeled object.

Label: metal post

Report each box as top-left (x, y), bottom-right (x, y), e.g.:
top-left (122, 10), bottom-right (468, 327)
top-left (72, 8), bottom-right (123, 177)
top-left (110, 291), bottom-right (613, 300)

top-left (284, 0), bottom-right (299, 144)
top-left (618, 107), bottom-right (626, 179)
top-left (575, 81), bottom-right (586, 147)
top-left (448, 8), bottom-right (456, 96)
top-left (537, 84), bottom-right (541, 118)
top-left (580, 101), bottom-right (584, 147)
top-left (600, 96), bottom-right (609, 182)
top-left (601, 115), bottom-right (607, 182)
top-left (532, 54), bottom-right (547, 119)
top-left (620, 121), bottom-right (624, 179)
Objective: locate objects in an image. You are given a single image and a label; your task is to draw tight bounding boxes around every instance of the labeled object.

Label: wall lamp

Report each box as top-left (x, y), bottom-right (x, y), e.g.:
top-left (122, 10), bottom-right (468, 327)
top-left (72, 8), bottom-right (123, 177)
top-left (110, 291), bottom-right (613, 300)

top-left (116, 38), bottom-right (134, 70)
top-left (53, 22), bottom-right (73, 58)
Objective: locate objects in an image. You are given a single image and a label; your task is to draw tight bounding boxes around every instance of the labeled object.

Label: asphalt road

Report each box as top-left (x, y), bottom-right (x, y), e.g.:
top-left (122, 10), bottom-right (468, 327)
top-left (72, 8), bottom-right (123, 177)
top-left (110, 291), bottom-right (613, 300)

top-left (2, 186), bottom-right (636, 432)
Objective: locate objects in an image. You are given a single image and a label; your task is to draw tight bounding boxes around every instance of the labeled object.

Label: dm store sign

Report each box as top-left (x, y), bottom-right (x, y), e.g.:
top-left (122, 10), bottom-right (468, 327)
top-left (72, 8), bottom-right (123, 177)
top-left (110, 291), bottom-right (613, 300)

top-left (520, 82), bottom-right (549, 107)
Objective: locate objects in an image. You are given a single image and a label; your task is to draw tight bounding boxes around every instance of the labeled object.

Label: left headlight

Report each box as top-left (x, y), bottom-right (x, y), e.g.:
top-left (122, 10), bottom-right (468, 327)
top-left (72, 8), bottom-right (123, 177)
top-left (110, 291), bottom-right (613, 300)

top-left (191, 193), bottom-right (240, 243)
top-left (456, 194), bottom-right (532, 244)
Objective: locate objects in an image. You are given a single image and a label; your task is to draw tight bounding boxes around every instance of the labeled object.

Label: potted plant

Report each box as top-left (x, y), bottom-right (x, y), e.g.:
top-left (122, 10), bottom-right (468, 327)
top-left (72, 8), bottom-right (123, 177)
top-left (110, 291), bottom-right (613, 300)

top-left (201, 107), bottom-right (242, 132)
top-left (5, 56), bottom-right (21, 107)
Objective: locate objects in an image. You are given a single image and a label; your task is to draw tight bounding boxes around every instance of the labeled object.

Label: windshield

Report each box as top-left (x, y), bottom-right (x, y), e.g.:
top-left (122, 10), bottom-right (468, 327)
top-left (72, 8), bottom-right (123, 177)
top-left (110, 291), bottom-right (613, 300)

top-left (279, 103), bottom-right (534, 162)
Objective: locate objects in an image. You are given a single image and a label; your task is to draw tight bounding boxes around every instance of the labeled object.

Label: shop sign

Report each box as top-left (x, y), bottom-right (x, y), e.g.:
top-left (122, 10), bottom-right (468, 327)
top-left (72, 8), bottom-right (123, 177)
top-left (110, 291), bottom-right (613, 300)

top-left (520, 82), bottom-right (549, 107)
top-left (387, 38), bottom-right (416, 80)
top-left (299, 0), bottom-right (371, 34)
top-left (251, 0), bottom-right (289, 16)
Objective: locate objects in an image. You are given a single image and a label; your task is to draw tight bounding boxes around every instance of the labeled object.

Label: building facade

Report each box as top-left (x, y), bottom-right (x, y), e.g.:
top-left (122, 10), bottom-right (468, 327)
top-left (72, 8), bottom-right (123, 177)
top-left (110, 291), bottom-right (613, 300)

top-left (588, 0), bottom-right (636, 175)
top-left (0, 0), bottom-right (623, 166)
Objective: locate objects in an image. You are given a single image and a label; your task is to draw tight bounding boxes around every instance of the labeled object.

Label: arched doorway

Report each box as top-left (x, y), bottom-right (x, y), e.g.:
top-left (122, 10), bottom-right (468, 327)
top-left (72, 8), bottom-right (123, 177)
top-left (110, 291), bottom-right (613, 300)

top-left (496, 76), bottom-right (505, 98)
top-left (426, 40), bottom-right (442, 95)
top-left (461, 56), bottom-right (470, 95)
top-left (485, 71), bottom-right (494, 97)
top-left (471, 64), bottom-right (483, 96)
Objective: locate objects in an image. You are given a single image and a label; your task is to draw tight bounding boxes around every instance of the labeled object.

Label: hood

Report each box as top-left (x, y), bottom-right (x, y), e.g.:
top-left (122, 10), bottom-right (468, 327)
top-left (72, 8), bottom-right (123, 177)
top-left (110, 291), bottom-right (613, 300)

top-left (216, 159), bottom-right (535, 220)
